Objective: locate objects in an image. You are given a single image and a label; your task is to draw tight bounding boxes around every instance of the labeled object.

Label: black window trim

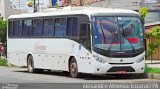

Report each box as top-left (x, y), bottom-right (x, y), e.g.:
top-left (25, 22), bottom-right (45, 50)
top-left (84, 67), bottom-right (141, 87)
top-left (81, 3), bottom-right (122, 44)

top-left (42, 18), bottom-right (54, 38)
top-left (79, 22), bottom-right (92, 52)
top-left (66, 17), bottom-right (79, 39)
top-left (32, 18), bottom-right (43, 38)
top-left (22, 19), bottom-right (33, 38)
top-left (13, 21), bottom-right (19, 37)
top-left (8, 14), bottom-right (89, 39)
top-left (8, 20), bottom-right (13, 38)
top-left (54, 17), bottom-right (67, 38)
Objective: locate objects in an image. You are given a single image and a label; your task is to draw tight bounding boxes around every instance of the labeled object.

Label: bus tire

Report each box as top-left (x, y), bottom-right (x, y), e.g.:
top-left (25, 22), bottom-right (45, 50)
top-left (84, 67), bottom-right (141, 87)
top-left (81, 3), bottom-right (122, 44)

top-left (27, 55), bottom-right (43, 73)
top-left (69, 57), bottom-right (79, 78)
top-left (27, 55), bottom-right (35, 73)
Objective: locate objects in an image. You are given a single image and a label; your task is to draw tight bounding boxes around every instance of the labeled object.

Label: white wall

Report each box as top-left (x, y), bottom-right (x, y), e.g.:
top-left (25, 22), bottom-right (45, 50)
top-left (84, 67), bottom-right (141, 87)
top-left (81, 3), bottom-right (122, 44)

top-left (0, 0), bottom-right (5, 19)
top-left (90, 0), bottom-right (143, 10)
top-left (4, 0), bottom-right (18, 19)
top-left (90, 0), bottom-right (160, 23)
top-left (0, 0), bottom-right (18, 20)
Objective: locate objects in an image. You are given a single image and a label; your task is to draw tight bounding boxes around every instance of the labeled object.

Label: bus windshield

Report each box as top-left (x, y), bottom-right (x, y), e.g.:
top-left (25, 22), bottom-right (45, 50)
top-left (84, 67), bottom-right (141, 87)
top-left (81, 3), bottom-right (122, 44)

top-left (93, 16), bottom-right (144, 52)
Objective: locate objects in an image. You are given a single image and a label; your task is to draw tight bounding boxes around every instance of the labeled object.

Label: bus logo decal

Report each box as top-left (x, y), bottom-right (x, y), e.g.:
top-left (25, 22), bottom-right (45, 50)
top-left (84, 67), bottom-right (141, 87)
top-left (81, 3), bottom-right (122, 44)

top-left (34, 42), bottom-right (47, 51)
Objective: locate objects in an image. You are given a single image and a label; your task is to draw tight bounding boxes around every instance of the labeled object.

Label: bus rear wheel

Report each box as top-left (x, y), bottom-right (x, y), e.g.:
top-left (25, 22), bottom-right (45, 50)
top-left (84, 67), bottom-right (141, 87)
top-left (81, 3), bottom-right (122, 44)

top-left (69, 57), bottom-right (78, 78)
top-left (27, 55), bottom-right (43, 73)
top-left (27, 55), bottom-right (34, 73)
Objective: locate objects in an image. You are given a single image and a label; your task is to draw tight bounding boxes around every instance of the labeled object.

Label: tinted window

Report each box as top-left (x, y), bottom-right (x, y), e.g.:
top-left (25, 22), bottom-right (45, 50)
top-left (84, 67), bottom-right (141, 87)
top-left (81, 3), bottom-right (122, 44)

top-left (13, 21), bottom-right (19, 36)
top-left (80, 23), bottom-right (87, 47)
top-left (43, 19), bottom-right (54, 36)
top-left (8, 21), bottom-right (13, 37)
top-left (33, 19), bottom-right (43, 36)
top-left (23, 20), bottom-right (32, 37)
top-left (80, 24), bottom-right (87, 35)
top-left (18, 21), bottom-right (23, 36)
top-left (55, 18), bottom-right (66, 36)
top-left (80, 23), bottom-right (91, 51)
top-left (67, 17), bottom-right (78, 37)
top-left (93, 17), bottom-right (144, 51)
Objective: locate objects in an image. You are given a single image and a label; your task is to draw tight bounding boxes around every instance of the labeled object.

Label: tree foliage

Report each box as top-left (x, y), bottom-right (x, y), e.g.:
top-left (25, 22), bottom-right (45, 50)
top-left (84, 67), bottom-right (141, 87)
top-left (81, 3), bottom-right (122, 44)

top-left (146, 26), bottom-right (160, 58)
top-left (0, 19), bottom-right (7, 43)
top-left (138, 7), bottom-right (148, 21)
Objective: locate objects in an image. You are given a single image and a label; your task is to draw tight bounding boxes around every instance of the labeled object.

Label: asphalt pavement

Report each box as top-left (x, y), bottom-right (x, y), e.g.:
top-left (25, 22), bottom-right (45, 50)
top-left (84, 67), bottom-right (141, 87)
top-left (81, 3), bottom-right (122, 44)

top-left (0, 66), bottom-right (160, 83)
top-left (0, 66), bottom-right (160, 89)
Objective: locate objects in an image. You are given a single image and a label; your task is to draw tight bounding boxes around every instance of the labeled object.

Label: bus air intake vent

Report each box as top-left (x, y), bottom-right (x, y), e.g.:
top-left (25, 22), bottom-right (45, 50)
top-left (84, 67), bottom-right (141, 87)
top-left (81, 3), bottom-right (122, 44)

top-left (107, 66), bottom-right (135, 72)
top-left (109, 63), bottom-right (134, 65)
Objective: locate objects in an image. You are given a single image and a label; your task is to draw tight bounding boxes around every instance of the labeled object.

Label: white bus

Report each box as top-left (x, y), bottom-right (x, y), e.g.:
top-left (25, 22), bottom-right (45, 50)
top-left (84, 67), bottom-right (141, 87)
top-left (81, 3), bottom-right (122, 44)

top-left (7, 7), bottom-right (145, 78)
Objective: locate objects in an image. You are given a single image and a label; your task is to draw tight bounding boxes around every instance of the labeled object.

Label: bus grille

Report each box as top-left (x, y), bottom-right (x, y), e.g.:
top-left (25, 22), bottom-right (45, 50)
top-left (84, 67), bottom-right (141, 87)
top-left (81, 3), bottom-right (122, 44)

top-left (107, 66), bottom-right (135, 72)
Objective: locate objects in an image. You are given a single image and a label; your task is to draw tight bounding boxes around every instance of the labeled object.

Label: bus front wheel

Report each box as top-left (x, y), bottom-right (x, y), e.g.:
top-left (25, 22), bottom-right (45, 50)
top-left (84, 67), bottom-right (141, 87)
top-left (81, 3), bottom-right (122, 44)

top-left (69, 57), bottom-right (79, 78)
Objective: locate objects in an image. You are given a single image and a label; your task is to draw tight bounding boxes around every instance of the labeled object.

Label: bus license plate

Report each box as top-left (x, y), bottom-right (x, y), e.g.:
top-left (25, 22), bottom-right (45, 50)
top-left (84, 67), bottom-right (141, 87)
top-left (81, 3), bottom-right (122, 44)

top-left (116, 71), bottom-right (126, 74)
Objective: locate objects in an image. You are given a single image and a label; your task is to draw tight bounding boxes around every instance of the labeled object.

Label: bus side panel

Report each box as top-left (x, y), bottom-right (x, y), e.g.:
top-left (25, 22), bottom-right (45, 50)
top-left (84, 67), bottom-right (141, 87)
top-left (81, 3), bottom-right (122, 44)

top-left (8, 38), bottom-right (73, 71)
top-left (72, 42), bottom-right (94, 73)
top-left (7, 38), bottom-right (95, 73)
top-left (7, 39), bottom-right (28, 67)
top-left (39, 39), bottom-right (72, 71)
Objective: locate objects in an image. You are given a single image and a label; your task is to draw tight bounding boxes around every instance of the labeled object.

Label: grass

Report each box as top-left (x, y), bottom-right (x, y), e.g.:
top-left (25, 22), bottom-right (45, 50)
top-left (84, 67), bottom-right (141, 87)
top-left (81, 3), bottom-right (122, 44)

top-left (0, 58), bottom-right (8, 66)
top-left (145, 67), bottom-right (160, 74)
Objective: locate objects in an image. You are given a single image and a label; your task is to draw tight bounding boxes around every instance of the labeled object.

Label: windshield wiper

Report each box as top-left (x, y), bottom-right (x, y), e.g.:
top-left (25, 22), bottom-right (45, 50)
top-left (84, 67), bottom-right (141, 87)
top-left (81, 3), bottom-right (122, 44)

top-left (99, 23), bottom-right (113, 52)
top-left (121, 24), bottom-right (136, 52)
top-left (99, 24), bottom-right (106, 44)
top-left (99, 23), bottom-right (119, 52)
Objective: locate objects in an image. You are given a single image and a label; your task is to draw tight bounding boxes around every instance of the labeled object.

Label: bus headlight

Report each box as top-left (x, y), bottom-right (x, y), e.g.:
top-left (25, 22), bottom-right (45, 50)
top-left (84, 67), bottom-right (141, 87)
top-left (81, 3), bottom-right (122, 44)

top-left (136, 57), bottom-right (145, 63)
top-left (94, 56), bottom-right (106, 64)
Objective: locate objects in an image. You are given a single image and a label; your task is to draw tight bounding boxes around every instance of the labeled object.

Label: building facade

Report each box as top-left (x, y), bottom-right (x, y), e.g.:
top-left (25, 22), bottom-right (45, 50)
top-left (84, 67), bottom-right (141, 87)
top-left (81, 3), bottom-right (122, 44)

top-left (0, 0), bottom-right (48, 19)
top-left (90, 0), bottom-right (160, 23)
top-left (145, 22), bottom-right (160, 60)
top-left (0, 0), bottom-right (18, 19)
top-left (68, 0), bottom-right (160, 23)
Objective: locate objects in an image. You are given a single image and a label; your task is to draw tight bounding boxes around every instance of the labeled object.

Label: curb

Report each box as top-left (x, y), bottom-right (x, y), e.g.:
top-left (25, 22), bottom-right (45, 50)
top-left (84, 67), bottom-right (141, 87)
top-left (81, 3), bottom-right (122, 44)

top-left (132, 73), bottom-right (160, 79)
top-left (146, 73), bottom-right (160, 79)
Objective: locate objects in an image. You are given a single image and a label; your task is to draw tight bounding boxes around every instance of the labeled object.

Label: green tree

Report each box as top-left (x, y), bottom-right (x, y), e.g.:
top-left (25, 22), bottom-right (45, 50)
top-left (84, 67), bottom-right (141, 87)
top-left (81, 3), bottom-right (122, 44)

top-left (138, 7), bottom-right (148, 22)
top-left (0, 18), bottom-right (7, 56)
top-left (146, 26), bottom-right (160, 58)
top-left (138, 7), bottom-right (149, 59)
top-left (0, 19), bottom-right (7, 43)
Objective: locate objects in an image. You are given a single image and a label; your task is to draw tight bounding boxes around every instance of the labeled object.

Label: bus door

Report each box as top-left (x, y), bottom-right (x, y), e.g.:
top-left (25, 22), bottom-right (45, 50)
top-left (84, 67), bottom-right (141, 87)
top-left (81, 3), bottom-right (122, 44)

top-left (79, 23), bottom-right (91, 63)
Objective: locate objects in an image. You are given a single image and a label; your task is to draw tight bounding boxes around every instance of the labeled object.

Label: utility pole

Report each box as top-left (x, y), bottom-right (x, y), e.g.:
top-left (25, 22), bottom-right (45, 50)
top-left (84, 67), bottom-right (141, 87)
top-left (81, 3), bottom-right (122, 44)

top-left (19, 0), bottom-right (21, 14)
top-left (33, 0), bottom-right (36, 12)
top-left (33, 0), bottom-right (37, 13)
top-left (80, 0), bottom-right (82, 6)
top-left (37, 0), bottom-right (39, 12)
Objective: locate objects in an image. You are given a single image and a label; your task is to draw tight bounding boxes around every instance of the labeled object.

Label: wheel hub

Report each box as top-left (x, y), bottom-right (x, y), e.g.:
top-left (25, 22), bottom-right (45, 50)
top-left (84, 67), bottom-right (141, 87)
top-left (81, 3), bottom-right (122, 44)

top-left (70, 63), bottom-right (76, 74)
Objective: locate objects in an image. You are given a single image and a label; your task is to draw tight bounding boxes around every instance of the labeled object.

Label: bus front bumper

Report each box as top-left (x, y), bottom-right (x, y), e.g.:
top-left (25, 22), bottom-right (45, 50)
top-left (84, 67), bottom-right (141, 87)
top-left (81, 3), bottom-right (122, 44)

top-left (92, 60), bottom-right (145, 74)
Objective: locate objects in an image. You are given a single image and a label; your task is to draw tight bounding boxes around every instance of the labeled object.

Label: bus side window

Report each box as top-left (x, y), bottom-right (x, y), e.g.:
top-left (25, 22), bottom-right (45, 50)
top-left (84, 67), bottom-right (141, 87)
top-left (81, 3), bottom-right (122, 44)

top-left (43, 19), bottom-right (54, 37)
top-left (13, 21), bottom-right (19, 37)
top-left (23, 20), bottom-right (32, 37)
top-left (18, 21), bottom-right (23, 37)
top-left (33, 19), bottom-right (43, 37)
top-left (54, 18), bottom-right (66, 37)
top-left (67, 17), bottom-right (78, 37)
top-left (80, 23), bottom-right (91, 51)
top-left (8, 21), bottom-right (13, 37)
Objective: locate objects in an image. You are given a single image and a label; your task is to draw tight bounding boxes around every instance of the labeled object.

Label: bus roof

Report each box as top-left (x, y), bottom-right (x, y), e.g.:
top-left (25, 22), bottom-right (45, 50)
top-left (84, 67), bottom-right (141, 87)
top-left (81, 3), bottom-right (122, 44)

top-left (8, 6), bottom-right (139, 19)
